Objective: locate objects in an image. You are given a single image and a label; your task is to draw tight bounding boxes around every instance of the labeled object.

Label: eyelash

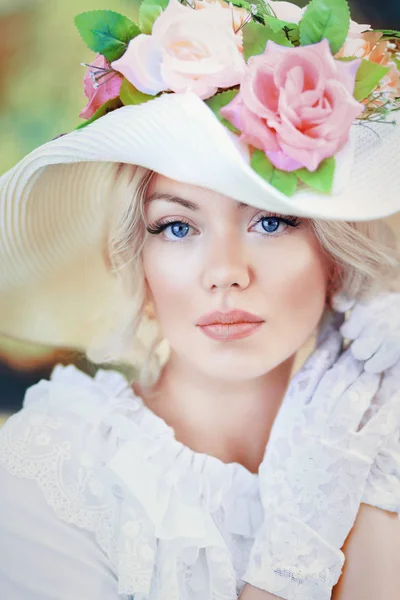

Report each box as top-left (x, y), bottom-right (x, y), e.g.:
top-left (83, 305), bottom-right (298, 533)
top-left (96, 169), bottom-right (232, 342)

top-left (146, 214), bottom-right (302, 239)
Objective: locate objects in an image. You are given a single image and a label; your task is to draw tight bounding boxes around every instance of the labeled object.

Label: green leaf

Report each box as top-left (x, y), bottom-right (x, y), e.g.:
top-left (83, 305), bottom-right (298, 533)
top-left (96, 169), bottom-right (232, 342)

top-left (251, 149), bottom-right (298, 196)
top-left (139, 0), bottom-right (169, 34)
top-left (354, 59), bottom-right (390, 101)
top-left (76, 97), bottom-right (123, 130)
top-left (264, 16), bottom-right (294, 32)
top-left (299, 0), bottom-right (350, 55)
top-left (243, 21), bottom-right (293, 61)
top-left (74, 10), bottom-right (141, 62)
top-left (119, 78), bottom-right (155, 105)
top-left (375, 29), bottom-right (400, 39)
top-left (284, 24), bottom-right (300, 46)
top-left (296, 157), bottom-right (335, 193)
top-left (264, 17), bottom-right (300, 45)
top-left (205, 89), bottom-right (240, 134)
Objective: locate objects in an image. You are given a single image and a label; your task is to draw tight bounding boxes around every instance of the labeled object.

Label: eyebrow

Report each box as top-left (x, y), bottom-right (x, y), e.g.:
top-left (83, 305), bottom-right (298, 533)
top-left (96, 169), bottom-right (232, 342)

top-left (146, 192), bottom-right (249, 211)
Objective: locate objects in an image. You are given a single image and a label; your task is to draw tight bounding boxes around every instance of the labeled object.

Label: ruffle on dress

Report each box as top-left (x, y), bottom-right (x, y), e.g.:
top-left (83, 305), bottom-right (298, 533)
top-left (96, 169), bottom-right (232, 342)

top-left (1, 363), bottom-right (263, 599)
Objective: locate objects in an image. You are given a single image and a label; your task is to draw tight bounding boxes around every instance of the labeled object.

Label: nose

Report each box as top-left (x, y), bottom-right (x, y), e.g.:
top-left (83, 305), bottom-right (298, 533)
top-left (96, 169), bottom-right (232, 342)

top-left (200, 233), bottom-right (251, 292)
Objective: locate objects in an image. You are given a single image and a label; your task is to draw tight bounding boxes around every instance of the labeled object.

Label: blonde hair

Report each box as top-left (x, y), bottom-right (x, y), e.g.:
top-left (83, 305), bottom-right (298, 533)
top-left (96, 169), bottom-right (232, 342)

top-left (86, 163), bottom-right (400, 387)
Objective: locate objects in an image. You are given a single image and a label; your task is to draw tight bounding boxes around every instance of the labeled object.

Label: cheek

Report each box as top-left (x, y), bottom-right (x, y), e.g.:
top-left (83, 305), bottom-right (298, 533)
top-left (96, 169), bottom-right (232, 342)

top-left (142, 243), bottom-right (196, 318)
top-left (257, 234), bottom-right (329, 336)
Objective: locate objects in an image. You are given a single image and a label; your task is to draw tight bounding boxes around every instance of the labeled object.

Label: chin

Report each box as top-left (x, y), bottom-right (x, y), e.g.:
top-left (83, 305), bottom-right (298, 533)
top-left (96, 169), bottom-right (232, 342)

top-left (200, 352), bottom-right (286, 381)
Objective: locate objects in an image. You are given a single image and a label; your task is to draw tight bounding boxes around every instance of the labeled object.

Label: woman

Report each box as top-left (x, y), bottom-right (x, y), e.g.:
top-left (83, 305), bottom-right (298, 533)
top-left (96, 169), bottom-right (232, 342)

top-left (0, 0), bottom-right (400, 598)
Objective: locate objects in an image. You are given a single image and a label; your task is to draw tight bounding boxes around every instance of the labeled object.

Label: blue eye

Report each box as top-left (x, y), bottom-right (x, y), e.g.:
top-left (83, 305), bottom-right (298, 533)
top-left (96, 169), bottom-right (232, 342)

top-left (251, 214), bottom-right (300, 236)
top-left (146, 219), bottom-right (193, 239)
top-left (261, 217), bottom-right (280, 233)
top-left (169, 222), bottom-right (189, 238)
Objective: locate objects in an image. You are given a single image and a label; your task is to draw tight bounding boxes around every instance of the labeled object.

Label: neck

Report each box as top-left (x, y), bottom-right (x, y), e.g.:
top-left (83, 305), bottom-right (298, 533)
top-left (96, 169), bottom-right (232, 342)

top-left (135, 353), bottom-right (294, 474)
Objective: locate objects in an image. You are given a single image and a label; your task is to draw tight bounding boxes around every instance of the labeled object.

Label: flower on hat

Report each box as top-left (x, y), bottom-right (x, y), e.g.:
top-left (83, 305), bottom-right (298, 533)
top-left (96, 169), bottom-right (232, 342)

top-left (111, 0), bottom-right (246, 99)
top-left (194, 0), bottom-right (248, 52)
top-left (336, 30), bottom-right (378, 60)
top-left (377, 62), bottom-right (400, 105)
top-left (221, 39), bottom-right (364, 173)
top-left (80, 54), bottom-right (124, 119)
top-left (337, 31), bottom-right (400, 107)
top-left (74, 0), bottom-right (400, 197)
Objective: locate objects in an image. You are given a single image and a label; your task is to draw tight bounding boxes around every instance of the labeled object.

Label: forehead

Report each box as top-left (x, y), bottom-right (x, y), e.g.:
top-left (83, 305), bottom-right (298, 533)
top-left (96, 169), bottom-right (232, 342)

top-left (147, 174), bottom-right (249, 211)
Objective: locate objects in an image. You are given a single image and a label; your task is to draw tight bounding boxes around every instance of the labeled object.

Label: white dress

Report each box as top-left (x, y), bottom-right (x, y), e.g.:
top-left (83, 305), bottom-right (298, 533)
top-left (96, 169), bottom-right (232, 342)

top-left (0, 364), bottom-right (264, 600)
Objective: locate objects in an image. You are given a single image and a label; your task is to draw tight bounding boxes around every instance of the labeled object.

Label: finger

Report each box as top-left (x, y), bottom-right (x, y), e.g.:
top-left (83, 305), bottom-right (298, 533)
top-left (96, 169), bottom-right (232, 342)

top-left (340, 304), bottom-right (371, 339)
top-left (360, 392), bottom-right (400, 448)
top-left (362, 453), bottom-right (400, 511)
top-left (373, 360), bottom-right (400, 404)
top-left (285, 331), bottom-right (342, 407)
top-left (349, 321), bottom-right (392, 361)
top-left (374, 433), bottom-right (400, 478)
top-left (332, 371), bottom-right (381, 431)
top-left (359, 363), bottom-right (400, 426)
top-left (340, 294), bottom-right (395, 340)
top-left (365, 345), bottom-right (400, 374)
top-left (312, 346), bottom-right (366, 405)
top-left (384, 358), bottom-right (400, 376)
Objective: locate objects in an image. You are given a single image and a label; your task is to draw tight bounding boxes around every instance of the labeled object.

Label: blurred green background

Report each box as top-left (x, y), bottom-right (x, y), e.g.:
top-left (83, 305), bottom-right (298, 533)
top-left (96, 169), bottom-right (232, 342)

top-left (0, 0), bottom-right (137, 173)
top-left (0, 0), bottom-right (399, 418)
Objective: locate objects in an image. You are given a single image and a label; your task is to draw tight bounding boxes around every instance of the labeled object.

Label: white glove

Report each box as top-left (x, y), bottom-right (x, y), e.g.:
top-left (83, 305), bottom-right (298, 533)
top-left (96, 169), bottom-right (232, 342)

top-left (333, 292), bottom-right (400, 373)
top-left (243, 327), bottom-right (400, 600)
top-left (361, 359), bottom-right (400, 512)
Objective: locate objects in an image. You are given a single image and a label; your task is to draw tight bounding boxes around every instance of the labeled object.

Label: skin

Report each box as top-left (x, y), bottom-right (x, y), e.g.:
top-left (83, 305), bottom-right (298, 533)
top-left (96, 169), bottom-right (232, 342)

top-left (139, 174), bottom-right (330, 472)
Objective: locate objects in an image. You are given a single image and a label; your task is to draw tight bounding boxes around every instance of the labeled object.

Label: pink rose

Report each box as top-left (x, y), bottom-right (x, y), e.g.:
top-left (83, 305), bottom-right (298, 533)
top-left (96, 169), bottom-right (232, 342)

top-left (111, 0), bottom-right (245, 100)
top-left (80, 55), bottom-right (123, 119)
top-left (221, 39), bottom-right (364, 172)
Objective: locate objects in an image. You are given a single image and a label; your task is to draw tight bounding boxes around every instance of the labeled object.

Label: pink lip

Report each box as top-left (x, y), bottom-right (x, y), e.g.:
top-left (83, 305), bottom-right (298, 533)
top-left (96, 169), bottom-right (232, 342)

top-left (196, 310), bottom-right (264, 341)
top-left (196, 309), bottom-right (264, 326)
top-left (199, 322), bottom-right (264, 341)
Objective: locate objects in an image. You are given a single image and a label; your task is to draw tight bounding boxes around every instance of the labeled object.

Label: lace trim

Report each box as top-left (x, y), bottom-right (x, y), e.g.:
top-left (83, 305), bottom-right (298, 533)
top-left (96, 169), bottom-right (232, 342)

top-left (0, 408), bottom-right (118, 564)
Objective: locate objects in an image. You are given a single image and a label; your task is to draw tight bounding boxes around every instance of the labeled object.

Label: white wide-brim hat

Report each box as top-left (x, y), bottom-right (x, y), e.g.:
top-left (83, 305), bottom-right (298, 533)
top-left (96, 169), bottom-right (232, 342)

top-left (0, 92), bottom-right (399, 356)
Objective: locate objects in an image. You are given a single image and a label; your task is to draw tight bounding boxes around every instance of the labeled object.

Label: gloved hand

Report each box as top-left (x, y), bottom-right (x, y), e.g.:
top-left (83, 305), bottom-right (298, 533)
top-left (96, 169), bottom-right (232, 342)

top-left (332, 291), bottom-right (400, 373)
top-left (331, 292), bottom-right (400, 513)
top-left (361, 358), bottom-right (400, 512)
top-left (242, 324), bottom-right (400, 600)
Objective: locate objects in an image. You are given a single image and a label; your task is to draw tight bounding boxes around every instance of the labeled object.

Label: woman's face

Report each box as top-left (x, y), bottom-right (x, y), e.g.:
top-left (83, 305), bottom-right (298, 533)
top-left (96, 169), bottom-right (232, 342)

top-left (142, 175), bottom-right (331, 381)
